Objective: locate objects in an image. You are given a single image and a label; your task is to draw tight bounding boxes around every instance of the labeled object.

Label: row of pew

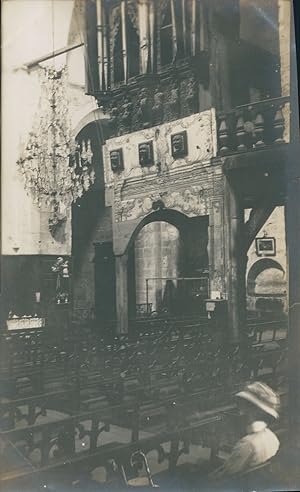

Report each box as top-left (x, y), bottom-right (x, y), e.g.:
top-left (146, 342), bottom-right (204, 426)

top-left (0, 317), bottom-right (287, 395)
top-left (0, 317), bottom-right (288, 489)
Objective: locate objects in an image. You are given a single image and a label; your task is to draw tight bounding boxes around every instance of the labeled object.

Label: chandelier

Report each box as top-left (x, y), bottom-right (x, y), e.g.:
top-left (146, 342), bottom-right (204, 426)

top-left (17, 66), bottom-right (95, 230)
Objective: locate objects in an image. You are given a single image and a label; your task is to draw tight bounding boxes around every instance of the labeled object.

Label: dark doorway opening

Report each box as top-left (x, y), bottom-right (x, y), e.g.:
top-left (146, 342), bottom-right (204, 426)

top-left (128, 214), bottom-right (209, 319)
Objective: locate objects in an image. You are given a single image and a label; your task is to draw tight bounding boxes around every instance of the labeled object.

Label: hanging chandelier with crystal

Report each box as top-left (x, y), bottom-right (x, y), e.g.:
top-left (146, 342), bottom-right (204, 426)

top-left (17, 66), bottom-right (95, 229)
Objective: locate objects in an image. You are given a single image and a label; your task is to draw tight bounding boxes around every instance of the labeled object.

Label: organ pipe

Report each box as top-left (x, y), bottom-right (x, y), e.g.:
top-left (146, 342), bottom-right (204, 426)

top-left (139, 0), bottom-right (149, 74)
top-left (121, 0), bottom-right (128, 83)
top-left (182, 0), bottom-right (187, 54)
top-left (191, 0), bottom-right (196, 55)
top-left (170, 0), bottom-right (178, 61)
top-left (96, 0), bottom-right (103, 90)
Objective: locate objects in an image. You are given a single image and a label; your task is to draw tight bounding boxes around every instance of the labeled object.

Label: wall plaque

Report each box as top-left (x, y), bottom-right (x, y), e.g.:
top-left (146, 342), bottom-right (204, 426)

top-left (255, 237), bottom-right (276, 256)
top-left (110, 148), bottom-right (124, 172)
top-left (138, 141), bottom-right (154, 167)
top-left (171, 130), bottom-right (188, 159)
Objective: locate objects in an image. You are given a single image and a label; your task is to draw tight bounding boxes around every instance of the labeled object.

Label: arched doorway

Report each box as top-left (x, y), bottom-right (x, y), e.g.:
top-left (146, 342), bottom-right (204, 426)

top-left (71, 120), bottom-right (112, 325)
top-left (134, 221), bottom-right (181, 316)
top-left (247, 258), bottom-right (287, 318)
top-left (126, 210), bottom-right (209, 320)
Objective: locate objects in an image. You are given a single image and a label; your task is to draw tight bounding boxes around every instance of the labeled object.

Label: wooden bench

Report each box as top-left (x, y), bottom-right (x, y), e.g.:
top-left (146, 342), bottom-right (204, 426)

top-left (0, 389), bottom-right (79, 430)
top-left (0, 411), bottom-right (224, 488)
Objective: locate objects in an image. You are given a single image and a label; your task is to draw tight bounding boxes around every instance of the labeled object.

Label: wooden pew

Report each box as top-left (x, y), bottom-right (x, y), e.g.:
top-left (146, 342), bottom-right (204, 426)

top-left (1, 317), bottom-right (288, 411)
top-left (0, 407), bottom-right (226, 489)
top-left (0, 389), bottom-right (79, 430)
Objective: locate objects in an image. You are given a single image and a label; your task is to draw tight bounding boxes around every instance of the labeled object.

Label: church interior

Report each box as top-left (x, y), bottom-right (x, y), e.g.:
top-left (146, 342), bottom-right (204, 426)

top-left (1, 0), bottom-right (300, 490)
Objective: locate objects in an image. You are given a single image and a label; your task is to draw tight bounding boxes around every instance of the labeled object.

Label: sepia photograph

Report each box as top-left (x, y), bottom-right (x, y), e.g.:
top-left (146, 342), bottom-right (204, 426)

top-left (1, 0), bottom-right (300, 490)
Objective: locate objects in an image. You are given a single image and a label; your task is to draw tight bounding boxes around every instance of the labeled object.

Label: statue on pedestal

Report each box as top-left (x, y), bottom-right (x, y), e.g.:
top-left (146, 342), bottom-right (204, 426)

top-left (52, 257), bottom-right (70, 304)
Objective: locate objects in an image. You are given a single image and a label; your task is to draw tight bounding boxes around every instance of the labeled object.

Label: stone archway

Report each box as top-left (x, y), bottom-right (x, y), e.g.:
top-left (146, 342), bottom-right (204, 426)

top-left (125, 208), bottom-right (190, 255)
top-left (247, 258), bottom-right (284, 295)
top-left (73, 108), bottom-right (111, 137)
top-left (115, 208), bottom-right (209, 332)
top-left (132, 221), bottom-right (180, 317)
top-left (71, 118), bottom-right (112, 324)
top-left (247, 258), bottom-right (286, 316)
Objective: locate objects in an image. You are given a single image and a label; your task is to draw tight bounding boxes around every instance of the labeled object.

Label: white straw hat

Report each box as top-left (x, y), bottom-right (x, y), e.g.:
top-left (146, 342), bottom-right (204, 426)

top-left (235, 381), bottom-right (280, 419)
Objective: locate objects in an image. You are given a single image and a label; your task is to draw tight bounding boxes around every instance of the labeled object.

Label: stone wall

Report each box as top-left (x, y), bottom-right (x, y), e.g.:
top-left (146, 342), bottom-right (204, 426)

top-left (240, 0), bottom-right (280, 56)
top-left (2, 1), bottom-right (91, 257)
top-left (1, 1), bottom-right (98, 328)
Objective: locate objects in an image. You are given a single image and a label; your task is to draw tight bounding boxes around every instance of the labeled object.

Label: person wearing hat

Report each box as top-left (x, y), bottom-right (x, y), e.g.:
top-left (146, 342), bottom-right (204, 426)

top-left (209, 381), bottom-right (280, 480)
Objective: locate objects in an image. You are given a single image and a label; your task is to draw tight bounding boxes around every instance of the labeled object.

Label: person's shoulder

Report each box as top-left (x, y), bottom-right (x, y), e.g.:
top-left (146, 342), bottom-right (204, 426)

top-left (241, 426), bottom-right (278, 441)
top-left (264, 427), bottom-right (280, 446)
top-left (232, 435), bottom-right (256, 454)
top-left (239, 433), bottom-right (256, 444)
top-left (242, 427), bottom-right (280, 455)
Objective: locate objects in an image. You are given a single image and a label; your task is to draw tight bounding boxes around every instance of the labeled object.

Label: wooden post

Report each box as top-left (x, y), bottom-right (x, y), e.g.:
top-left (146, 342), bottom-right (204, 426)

top-left (224, 176), bottom-right (246, 342)
top-left (286, 4), bottom-right (300, 450)
top-left (84, 0), bottom-right (99, 94)
top-left (115, 254), bottom-right (129, 334)
top-left (191, 0), bottom-right (196, 56)
top-left (138, 0), bottom-right (149, 74)
top-left (120, 0), bottom-right (128, 84)
top-left (96, 0), bottom-right (103, 90)
top-left (208, 5), bottom-right (233, 112)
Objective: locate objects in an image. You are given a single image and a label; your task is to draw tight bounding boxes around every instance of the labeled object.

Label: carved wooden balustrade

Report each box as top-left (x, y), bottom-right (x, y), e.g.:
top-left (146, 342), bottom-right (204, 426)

top-left (216, 97), bottom-right (290, 156)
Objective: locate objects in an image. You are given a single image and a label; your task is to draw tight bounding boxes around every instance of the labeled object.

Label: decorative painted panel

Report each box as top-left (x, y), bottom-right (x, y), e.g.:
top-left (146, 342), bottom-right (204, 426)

top-left (103, 110), bottom-right (216, 187)
top-left (114, 186), bottom-right (209, 223)
top-left (102, 110), bottom-right (217, 223)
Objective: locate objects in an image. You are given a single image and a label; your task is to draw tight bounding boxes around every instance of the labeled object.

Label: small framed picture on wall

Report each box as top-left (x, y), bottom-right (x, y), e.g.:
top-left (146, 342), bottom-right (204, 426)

top-left (255, 237), bottom-right (276, 256)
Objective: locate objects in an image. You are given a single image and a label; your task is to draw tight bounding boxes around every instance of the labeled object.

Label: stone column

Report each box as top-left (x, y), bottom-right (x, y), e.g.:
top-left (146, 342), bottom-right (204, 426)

top-left (209, 198), bottom-right (225, 297)
top-left (115, 254), bottom-right (129, 334)
top-left (224, 176), bottom-right (246, 342)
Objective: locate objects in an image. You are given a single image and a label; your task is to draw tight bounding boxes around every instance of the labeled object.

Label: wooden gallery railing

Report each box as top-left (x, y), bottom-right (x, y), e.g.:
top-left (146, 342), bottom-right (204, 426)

top-left (216, 96), bottom-right (290, 156)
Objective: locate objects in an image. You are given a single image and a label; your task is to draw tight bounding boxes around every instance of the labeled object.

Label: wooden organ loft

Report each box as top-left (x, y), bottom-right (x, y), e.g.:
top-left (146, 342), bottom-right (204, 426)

top-left (84, 0), bottom-right (280, 114)
top-left (85, 0), bottom-right (209, 94)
